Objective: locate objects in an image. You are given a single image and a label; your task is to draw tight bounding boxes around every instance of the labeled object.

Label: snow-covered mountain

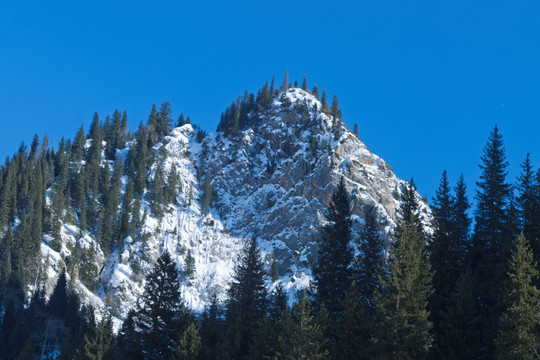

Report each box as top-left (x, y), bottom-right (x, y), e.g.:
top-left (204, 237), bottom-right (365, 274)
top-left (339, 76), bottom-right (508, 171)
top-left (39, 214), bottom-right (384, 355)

top-left (38, 87), bottom-right (430, 321)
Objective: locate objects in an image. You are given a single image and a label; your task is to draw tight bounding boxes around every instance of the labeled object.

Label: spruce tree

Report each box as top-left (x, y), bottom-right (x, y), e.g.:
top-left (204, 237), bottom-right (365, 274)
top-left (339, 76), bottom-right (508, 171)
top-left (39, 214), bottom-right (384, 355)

top-left (340, 281), bottom-right (371, 360)
top-left (277, 291), bottom-right (328, 360)
top-left (199, 295), bottom-right (225, 360)
top-left (134, 252), bottom-right (191, 360)
top-left (355, 206), bottom-right (384, 310)
top-left (429, 171), bottom-right (458, 345)
top-left (375, 190), bottom-right (433, 360)
top-left (517, 154), bottom-right (540, 269)
top-left (472, 125), bottom-right (516, 356)
top-left (494, 233), bottom-right (539, 360)
top-left (312, 177), bottom-right (354, 316)
top-left (174, 323), bottom-right (201, 360)
top-left (438, 267), bottom-right (482, 359)
top-left (225, 238), bottom-right (267, 359)
top-left (80, 311), bottom-right (115, 360)
top-left (301, 75), bottom-right (308, 91)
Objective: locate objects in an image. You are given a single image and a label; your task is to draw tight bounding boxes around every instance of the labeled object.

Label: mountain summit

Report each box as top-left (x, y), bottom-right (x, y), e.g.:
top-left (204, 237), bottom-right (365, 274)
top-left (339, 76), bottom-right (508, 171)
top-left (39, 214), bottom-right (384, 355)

top-left (24, 86), bottom-right (428, 319)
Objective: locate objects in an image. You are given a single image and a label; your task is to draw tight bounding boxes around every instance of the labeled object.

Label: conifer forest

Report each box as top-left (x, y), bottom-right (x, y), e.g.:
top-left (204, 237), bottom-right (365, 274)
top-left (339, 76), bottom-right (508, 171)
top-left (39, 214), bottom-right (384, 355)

top-left (1, 78), bottom-right (539, 360)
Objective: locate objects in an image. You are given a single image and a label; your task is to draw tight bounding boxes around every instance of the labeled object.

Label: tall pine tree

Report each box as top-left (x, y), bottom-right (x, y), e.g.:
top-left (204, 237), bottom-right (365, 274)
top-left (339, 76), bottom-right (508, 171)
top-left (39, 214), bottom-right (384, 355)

top-left (494, 233), bottom-right (539, 360)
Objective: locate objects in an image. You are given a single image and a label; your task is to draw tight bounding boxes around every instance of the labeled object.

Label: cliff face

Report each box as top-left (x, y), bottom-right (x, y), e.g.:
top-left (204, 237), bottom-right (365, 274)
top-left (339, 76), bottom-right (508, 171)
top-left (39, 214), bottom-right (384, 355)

top-left (38, 87), bottom-right (430, 320)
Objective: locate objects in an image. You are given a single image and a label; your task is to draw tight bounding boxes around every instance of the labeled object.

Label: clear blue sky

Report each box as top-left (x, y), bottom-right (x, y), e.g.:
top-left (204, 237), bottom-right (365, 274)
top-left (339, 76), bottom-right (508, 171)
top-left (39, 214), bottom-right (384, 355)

top-left (1, 1), bottom-right (539, 201)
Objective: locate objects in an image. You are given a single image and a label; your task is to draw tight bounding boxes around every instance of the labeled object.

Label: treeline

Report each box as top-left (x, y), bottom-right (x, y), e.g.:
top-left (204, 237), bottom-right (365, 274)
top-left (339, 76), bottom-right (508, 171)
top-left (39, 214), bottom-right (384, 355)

top-left (217, 72), bottom-right (344, 137)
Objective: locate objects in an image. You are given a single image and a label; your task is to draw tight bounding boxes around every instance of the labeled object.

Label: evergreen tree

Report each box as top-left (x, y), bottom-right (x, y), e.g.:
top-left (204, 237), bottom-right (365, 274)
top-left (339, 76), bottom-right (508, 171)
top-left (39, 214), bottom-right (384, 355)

top-left (80, 311), bottom-right (115, 360)
top-left (157, 102), bottom-right (173, 140)
top-left (437, 267), bottom-right (483, 359)
top-left (183, 250), bottom-right (196, 283)
top-left (277, 291), bottom-right (328, 360)
top-left (494, 233), bottom-right (539, 360)
top-left (321, 88), bottom-right (327, 109)
top-left (340, 281), bottom-right (371, 360)
top-left (355, 206), bottom-right (384, 310)
top-left (271, 259), bottom-right (279, 283)
top-left (301, 75), bottom-right (308, 91)
top-left (225, 238), bottom-right (267, 359)
top-left (375, 200), bottom-right (433, 359)
top-left (472, 126), bottom-right (516, 357)
top-left (199, 295), bottom-right (225, 360)
top-left (312, 85), bottom-right (319, 99)
top-left (429, 170), bottom-right (468, 348)
top-left (177, 113), bottom-right (185, 127)
top-left (312, 177), bottom-right (354, 316)
top-left (516, 154), bottom-right (540, 269)
top-left (281, 69), bottom-right (289, 91)
top-left (174, 323), bottom-right (201, 360)
top-left (134, 252), bottom-right (191, 360)
top-left (353, 123), bottom-right (359, 137)
top-left (117, 309), bottom-right (142, 360)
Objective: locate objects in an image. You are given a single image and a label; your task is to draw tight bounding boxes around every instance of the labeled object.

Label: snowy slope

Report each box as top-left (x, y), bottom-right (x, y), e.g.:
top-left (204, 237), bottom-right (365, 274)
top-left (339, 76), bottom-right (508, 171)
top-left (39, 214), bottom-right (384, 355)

top-left (37, 88), bottom-right (430, 320)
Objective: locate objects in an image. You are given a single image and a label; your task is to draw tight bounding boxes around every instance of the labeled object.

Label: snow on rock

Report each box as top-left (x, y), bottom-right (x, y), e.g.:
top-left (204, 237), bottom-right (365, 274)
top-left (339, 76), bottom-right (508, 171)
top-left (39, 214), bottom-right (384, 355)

top-left (36, 88), bottom-right (430, 321)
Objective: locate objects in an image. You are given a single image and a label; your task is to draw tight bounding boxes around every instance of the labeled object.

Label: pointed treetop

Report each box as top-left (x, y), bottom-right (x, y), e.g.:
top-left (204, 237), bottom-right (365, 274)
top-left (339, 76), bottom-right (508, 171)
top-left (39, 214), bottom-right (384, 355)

top-left (281, 69), bottom-right (289, 91)
top-left (301, 74), bottom-right (308, 91)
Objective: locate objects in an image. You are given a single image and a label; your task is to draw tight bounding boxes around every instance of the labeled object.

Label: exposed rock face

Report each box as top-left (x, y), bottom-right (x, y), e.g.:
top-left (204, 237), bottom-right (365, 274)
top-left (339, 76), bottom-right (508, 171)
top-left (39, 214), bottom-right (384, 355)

top-left (38, 88), bottom-right (430, 320)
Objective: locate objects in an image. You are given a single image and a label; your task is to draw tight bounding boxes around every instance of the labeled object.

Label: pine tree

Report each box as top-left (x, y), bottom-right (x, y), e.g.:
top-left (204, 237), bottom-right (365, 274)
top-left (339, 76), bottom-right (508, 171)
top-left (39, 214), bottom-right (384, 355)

top-left (355, 206), bottom-right (383, 310)
top-left (225, 238), bottom-right (267, 359)
top-left (313, 177), bottom-right (354, 316)
top-left (516, 154), bottom-right (540, 270)
top-left (301, 75), bottom-right (308, 91)
top-left (312, 85), bottom-right (319, 99)
top-left (199, 295), bottom-right (225, 360)
top-left (184, 250), bottom-right (196, 283)
top-left (353, 123), bottom-right (359, 137)
top-left (80, 311), bottom-right (115, 360)
top-left (281, 69), bottom-right (289, 91)
top-left (494, 233), bottom-right (539, 360)
top-left (438, 267), bottom-right (482, 359)
top-left (134, 252), bottom-right (191, 360)
top-left (375, 198), bottom-right (433, 360)
top-left (174, 323), bottom-right (201, 360)
top-left (340, 281), bottom-right (371, 360)
top-left (177, 113), bottom-right (185, 127)
top-left (429, 171), bottom-right (461, 347)
top-left (321, 88), bottom-right (327, 109)
top-left (117, 309), bottom-right (142, 360)
top-left (277, 291), bottom-right (328, 360)
top-left (472, 126), bottom-right (516, 356)
top-left (271, 259), bottom-right (279, 283)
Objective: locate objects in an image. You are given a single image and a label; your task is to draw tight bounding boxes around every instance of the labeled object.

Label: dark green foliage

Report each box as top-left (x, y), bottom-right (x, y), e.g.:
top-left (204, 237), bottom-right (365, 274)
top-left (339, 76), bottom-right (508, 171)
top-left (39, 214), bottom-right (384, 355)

top-left (301, 75), bottom-right (308, 91)
top-left (472, 126), bottom-right (517, 357)
top-left (225, 238), bottom-right (268, 359)
top-left (80, 311), bottom-right (115, 360)
top-left (375, 192), bottom-right (433, 360)
top-left (134, 252), bottom-right (191, 360)
top-left (494, 233), bottom-right (539, 360)
top-left (429, 171), bottom-right (471, 352)
top-left (199, 295), bottom-right (226, 360)
top-left (184, 249), bottom-right (196, 282)
top-left (177, 113), bottom-right (185, 127)
top-left (355, 206), bottom-right (384, 310)
top-left (313, 177), bottom-right (354, 316)
top-left (174, 323), bottom-right (201, 360)
top-left (516, 154), bottom-right (540, 273)
top-left (438, 267), bottom-right (482, 359)
top-left (281, 69), bottom-right (289, 91)
top-left (340, 281), bottom-right (371, 360)
top-left (200, 174), bottom-right (213, 213)
top-left (117, 309), bottom-right (142, 360)
top-left (271, 259), bottom-right (279, 283)
top-left (277, 291), bottom-right (328, 360)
